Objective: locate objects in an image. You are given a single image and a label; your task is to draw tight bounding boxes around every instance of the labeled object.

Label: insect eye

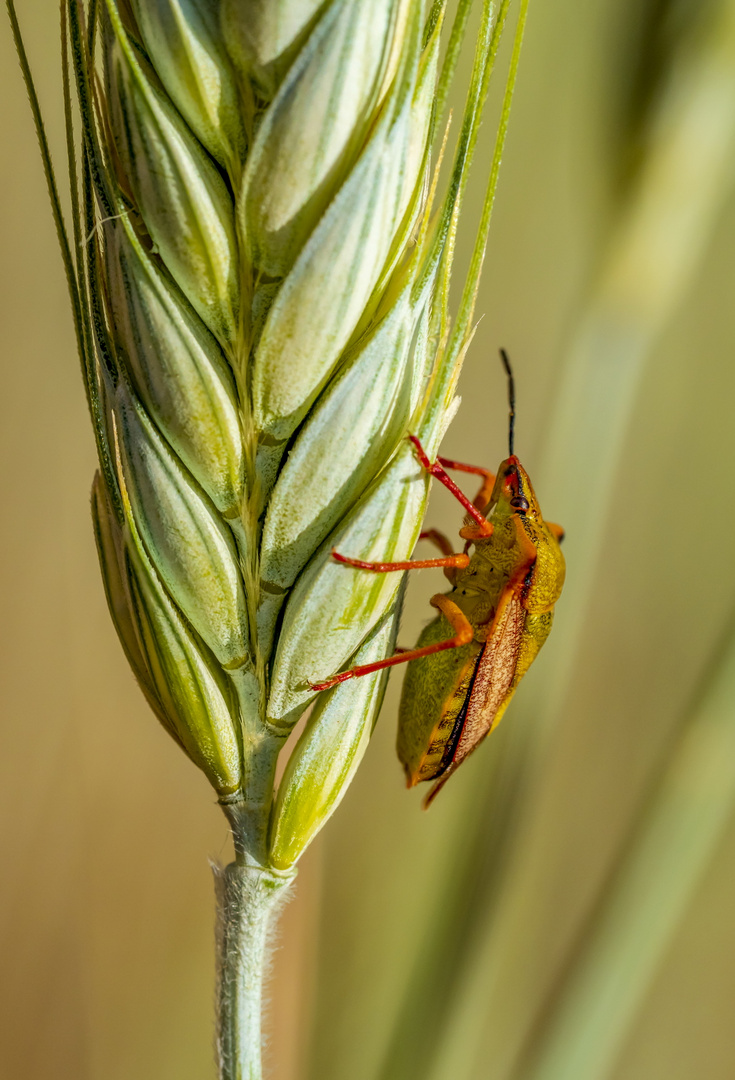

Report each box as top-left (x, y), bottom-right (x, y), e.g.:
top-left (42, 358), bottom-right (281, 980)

top-left (510, 496), bottom-right (530, 511)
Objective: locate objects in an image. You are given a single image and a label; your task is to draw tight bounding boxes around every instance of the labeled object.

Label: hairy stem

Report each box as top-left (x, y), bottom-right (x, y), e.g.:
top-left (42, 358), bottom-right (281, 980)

top-left (216, 730), bottom-right (292, 1079)
top-left (215, 860), bottom-right (296, 1080)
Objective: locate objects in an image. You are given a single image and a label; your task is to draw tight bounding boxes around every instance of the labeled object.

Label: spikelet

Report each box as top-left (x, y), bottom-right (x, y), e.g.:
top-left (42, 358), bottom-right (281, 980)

top-left (14, 0), bottom-right (523, 868)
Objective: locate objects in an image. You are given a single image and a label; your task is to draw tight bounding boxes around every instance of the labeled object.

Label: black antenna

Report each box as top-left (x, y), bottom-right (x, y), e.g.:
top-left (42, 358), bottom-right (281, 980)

top-left (499, 348), bottom-right (515, 456)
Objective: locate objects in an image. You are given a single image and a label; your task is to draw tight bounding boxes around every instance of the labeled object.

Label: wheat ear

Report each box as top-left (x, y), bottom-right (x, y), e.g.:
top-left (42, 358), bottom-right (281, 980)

top-left (9, 0), bottom-right (528, 1073)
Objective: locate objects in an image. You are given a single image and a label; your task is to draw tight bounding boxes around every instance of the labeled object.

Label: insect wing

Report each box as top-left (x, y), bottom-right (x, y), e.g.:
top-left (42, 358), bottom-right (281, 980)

top-left (425, 585), bottom-right (525, 805)
top-left (397, 613), bottom-right (481, 786)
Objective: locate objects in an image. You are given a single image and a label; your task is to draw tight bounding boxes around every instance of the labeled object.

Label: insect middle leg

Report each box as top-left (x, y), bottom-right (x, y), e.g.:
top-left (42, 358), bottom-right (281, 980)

top-left (309, 595), bottom-right (474, 691)
top-left (331, 549), bottom-right (469, 573)
top-left (419, 528), bottom-right (455, 556)
top-left (419, 529), bottom-right (461, 581)
top-left (332, 526), bottom-right (467, 586)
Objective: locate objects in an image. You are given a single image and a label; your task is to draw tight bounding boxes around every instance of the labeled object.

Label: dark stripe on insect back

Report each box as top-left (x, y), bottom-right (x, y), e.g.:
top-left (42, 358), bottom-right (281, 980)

top-left (436, 643), bottom-right (486, 778)
top-left (519, 558), bottom-right (536, 603)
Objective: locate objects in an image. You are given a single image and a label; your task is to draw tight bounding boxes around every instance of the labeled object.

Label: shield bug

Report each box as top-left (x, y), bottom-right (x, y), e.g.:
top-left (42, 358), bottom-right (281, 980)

top-left (311, 350), bottom-right (565, 805)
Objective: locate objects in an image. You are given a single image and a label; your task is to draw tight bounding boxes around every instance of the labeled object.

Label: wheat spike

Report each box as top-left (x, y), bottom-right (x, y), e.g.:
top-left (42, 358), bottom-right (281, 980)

top-left (46, 0), bottom-right (520, 862)
top-left (10, 0), bottom-right (527, 1071)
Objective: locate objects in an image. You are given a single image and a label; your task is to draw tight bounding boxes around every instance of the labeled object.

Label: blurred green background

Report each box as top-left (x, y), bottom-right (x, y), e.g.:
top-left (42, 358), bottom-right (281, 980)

top-left (3, 1), bottom-right (735, 1077)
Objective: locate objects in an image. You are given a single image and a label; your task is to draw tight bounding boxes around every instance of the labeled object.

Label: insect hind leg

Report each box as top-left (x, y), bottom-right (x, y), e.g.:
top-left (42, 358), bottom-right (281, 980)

top-left (309, 595), bottom-right (474, 691)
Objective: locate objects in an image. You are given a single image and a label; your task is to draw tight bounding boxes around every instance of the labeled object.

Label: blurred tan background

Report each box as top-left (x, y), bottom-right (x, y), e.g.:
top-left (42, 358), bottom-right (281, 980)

top-left (4, 1), bottom-right (735, 1078)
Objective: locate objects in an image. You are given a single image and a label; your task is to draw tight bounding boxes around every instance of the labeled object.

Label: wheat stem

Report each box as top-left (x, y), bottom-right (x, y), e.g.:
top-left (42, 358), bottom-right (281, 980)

top-left (215, 862), bottom-right (295, 1080)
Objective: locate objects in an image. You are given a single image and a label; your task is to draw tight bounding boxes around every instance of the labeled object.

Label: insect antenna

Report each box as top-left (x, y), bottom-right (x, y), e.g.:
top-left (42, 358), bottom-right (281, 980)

top-left (499, 348), bottom-right (516, 456)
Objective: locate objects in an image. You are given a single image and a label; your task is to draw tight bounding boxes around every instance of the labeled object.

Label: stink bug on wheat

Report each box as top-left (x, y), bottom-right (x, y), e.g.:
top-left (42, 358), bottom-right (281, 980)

top-left (312, 351), bottom-right (565, 805)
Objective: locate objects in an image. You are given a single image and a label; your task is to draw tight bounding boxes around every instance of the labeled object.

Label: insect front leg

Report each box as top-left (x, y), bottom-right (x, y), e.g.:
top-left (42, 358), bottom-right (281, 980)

top-left (309, 595), bottom-right (474, 691)
top-left (436, 456), bottom-right (496, 513)
top-left (408, 436), bottom-right (494, 537)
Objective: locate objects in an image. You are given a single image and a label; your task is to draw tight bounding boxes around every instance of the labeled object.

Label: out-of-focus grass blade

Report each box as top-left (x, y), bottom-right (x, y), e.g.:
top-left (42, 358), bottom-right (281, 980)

top-left (521, 618), bottom-right (735, 1080)
top-left (528, 0), bottom-right (735, 739)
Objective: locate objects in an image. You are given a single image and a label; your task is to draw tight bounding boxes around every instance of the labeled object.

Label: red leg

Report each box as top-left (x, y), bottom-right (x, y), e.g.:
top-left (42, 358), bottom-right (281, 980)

top-left (420, 528), bottom-right (455, 558)
top-left (459, 522), bottom-right (498, 542)
top-left (409, 435), bottom-right (493, 537)
top-left (437, 457), bottom-right (496, 510)
top-left (437, 457), bottom-right (494, 479)
top-left (309, 595), bottom-right (474, 691)
top-left (419, 529), bottom-right (462, 582)
top-left (331, 548), bottom-right (469, 573)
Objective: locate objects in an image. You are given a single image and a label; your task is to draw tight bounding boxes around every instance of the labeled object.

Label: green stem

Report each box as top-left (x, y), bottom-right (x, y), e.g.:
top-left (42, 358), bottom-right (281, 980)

top-left (215, 861), bottom-right (295, 1080)
top-left (215, 727), bottom-right (292, 1078)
